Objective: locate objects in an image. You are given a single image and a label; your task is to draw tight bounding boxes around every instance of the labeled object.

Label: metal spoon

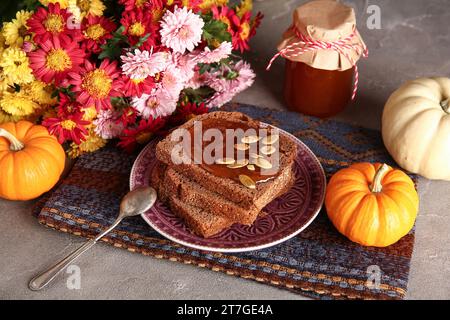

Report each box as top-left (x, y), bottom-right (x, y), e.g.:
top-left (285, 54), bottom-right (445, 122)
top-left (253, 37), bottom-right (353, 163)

top-left (28, 186), bottom-right (157, 291)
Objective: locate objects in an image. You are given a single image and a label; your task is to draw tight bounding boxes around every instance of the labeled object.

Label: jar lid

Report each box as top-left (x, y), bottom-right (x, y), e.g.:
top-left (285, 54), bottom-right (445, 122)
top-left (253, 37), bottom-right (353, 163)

top-left (276, 0), bottom-right (367, 71)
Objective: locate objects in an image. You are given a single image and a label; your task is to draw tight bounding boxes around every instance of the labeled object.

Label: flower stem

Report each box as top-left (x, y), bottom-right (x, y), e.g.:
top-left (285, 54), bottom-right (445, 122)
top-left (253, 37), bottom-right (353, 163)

top-left (0, 128), bottom-right (24, 151)
top-left (370, 164), bottom-right (390, 193)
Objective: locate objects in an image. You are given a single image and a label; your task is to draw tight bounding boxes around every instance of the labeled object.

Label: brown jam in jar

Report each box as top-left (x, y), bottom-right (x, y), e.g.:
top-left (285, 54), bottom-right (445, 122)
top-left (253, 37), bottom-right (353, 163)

top-left (284, 61), bottom-right (355, 118)
top-left (271, 0), bottom-right (367, 118)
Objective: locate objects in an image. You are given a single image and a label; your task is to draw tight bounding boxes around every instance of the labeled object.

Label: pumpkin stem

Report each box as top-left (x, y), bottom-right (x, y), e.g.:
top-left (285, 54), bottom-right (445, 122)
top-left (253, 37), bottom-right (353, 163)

top-left (370, 164), bottom-right (390, 193)
top-left (441, 98), bottom-right (450, 114)
top-left (0, 128), bottom-right (25, 151)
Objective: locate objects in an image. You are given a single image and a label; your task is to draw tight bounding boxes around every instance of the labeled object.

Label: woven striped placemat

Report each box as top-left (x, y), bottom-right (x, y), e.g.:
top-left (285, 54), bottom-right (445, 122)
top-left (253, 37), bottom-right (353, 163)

top-left (33, 103), bottom-right (416, 300)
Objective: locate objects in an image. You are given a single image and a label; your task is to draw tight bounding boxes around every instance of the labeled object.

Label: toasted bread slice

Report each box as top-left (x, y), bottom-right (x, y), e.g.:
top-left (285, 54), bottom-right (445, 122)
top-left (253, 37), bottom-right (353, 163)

top-left (167, 196), bottom-right (234, 238)
top-left (164, 166), bottom-right (295, 225)
top-left (156, 111), bottom-right (298, 208)
top-left (163, 167), bottom-right (259, 225)
top-left (150, 161), bottom-right (234, 237)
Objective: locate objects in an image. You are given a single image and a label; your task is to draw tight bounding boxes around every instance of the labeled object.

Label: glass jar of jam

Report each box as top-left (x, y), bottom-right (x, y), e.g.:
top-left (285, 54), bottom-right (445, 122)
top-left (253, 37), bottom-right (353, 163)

top-left (284, 61), bottom-right (355, 118)
top-left (270, 0), bottom-right (367, 118)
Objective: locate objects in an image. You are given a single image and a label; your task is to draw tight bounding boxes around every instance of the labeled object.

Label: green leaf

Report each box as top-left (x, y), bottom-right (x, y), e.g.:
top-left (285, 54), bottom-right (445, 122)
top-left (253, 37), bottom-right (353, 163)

top-left (202, 19), bottom-right (232, 47)
top-left (132, 33), bottom-right (151, 49)
top-left (98, 26), bottom-right (129, 60)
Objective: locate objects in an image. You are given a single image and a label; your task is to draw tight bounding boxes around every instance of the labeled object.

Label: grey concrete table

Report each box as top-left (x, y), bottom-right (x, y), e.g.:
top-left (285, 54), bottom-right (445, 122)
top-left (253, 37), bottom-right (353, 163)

top-left (1, 0), bottom-right (449, 299)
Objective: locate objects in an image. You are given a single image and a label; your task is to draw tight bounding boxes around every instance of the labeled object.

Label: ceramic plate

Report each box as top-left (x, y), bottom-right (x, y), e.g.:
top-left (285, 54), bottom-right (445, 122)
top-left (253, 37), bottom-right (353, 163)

top-left (130, 125), bottom-right (326, 253)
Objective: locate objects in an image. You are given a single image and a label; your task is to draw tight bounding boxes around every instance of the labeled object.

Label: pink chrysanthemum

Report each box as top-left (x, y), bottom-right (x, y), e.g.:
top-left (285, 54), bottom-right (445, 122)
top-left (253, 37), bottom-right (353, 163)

top-left (171, 52), bottom-right (197, 82)
top-left (195, 41), bottom-right (232, 64)
top-left (160, 6), bottom-right (204, 53)
top-left (158, 65), bottom-right (184, 99)
top-left (186, 67), bottom-right (207, 89)
top-left (67, 59), bottom-right (123, 110)
top-left (206, 60), bottom-right (255, 93)
top-left (120, 49), bottom-right (170, 79)
top-left (131, 87), bottom-right (178, 119)
top-left (93, 110), bottom-right (125, 139)
top-left (206, 91), bottom-right (235, 108)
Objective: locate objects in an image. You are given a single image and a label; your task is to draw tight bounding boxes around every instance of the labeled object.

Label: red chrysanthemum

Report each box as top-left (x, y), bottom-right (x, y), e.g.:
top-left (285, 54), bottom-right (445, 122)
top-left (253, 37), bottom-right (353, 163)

top-left (167, 0), bottom-right (203, 13)
top-left (118, 0), bottom-right (152, 11)
top-left (67, 59), bottom-right (123, 111)
top-left (120, 8), bottom-right (159, 47)
top-left (55, 93), bottom-right (82, 117)
top-left (211, 5), bottom-right (236, 35)
top-left (28, 36), bottom-right (86, 85)
top-left (169, 101), bottom-right (208, 126)
top-left (43, 111), bottom-right (90, 144)
top-left (81, 15), bottom-right (117, 54)
top-left (27, 3), bottom-right (82, 44)
top-left (231, 11), bottom-right (263, 53)
top-left (117, 106), bottom-right (138, 126)
top-left (118, 117), bottom-right (165, 152)
top-left (121, 74), bottom-right (155, 97)
top-left (212, 6), bottom-right (262, 53)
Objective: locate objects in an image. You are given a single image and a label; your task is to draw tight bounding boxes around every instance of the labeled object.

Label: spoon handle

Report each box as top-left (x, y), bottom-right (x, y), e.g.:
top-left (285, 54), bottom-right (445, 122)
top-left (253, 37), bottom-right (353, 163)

top-left (28, 219), bottom-right (122, 291)
top-left (28, 238), bottom-right (97, 291)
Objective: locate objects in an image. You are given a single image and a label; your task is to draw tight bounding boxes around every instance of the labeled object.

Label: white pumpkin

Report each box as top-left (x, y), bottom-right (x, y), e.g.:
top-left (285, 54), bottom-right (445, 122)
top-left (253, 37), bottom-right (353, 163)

top-left (382, 77), bottom-right (450, 180)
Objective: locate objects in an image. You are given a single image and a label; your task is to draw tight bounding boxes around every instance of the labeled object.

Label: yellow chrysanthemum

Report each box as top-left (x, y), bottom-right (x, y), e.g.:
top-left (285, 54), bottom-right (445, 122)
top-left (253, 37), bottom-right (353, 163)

top-left (0, 109), bottom-right (22, 124)
top-left (67, 144), bottom-right (82, 158)
top-left (2, 10), bottom-right (33, 47)
top-left (68, 129), bottom-right (106, 158)
top-left (23, 80), bottom-right (57, 105)
top-left (0, 91), bottom-right (40, 116)
top-left (0, 72), bottom-right (10, 92)
top-left (82, 105), bottom-right (97, 121)
top-left (38, 0), bottom-right (69, 8)
top-left (0, 31), bottom-right (6, 56)
top-left (68, 0), bottom-right (105, 19)
top-left (199, 0), bottom-right (229, 11)
top-left (236, 0), bottom-right (253, 17)
top-left (0, 47), bottom-right (34, 85)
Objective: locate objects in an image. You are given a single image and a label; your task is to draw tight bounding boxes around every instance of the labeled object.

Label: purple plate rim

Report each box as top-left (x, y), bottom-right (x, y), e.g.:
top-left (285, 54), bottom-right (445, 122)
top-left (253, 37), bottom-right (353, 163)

top-left (130, 123), bottom-right (326, 253)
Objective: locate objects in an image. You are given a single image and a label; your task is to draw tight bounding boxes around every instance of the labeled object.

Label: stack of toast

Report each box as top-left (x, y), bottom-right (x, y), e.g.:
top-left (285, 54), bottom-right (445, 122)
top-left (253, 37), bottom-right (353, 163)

top-left (151, 111), bottom-right (298, 237)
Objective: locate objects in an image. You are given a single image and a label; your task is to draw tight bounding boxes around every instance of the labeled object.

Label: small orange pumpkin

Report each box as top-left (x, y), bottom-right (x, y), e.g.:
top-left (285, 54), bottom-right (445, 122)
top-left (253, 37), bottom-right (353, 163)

top-left (0, 121), bottom-right (66, 200)
top-left (325, 163), bottom-right (419, 247)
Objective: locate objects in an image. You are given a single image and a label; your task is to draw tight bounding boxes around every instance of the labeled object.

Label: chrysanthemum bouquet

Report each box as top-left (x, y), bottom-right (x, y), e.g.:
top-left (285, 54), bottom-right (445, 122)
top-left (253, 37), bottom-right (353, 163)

top-left (0, 0), bottom-right (262, 156)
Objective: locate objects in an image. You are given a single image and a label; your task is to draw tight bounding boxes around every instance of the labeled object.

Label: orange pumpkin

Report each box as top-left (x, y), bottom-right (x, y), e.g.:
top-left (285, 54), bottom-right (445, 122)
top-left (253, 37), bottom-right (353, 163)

top-left (0, 121), bottom-right (66, 200)
top-left (325, 163), bottom-right (419, 247)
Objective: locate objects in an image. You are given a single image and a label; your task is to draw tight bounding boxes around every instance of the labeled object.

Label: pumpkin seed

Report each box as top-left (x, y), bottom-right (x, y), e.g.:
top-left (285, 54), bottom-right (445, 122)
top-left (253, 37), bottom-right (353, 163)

top-left (215, 157), bottom-right (235, 165)
top-left (249, 152), bottom-right (262, 159)
top-left (247, 164), bottom-right (255, 171)
top-left (260, 145), bottom-right (276, 155)
top-left (255, 157), bottom-right (273, 169)
top-left (241, 135), bottom-right (260, 144)
top-left (239, 174), bottom-right (256, 189)
top-left (227, 159), bottom-right (249, 169)
top-left (234, 143), bottom-right (249, 151)
top-left (262, 135), bottom-right (279, 145)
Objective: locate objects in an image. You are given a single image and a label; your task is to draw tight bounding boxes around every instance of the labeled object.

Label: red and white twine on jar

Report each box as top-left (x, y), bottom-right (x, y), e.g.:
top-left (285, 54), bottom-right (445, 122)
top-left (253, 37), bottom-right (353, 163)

top-left (266, 26), bottom-right (369, 100)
